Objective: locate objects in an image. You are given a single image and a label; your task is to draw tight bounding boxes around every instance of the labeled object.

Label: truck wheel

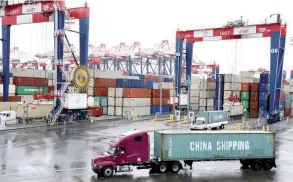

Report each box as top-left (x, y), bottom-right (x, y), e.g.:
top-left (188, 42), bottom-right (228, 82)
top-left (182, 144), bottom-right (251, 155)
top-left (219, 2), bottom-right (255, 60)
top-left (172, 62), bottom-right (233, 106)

top-left (171, 162), bottom-right (181, 173)
top-left (221, 124), bottom-right (225, 129)
top-left (159, 163), bottom-right (168, 173)
top-left (263, 160), bottom-right (273, 170)
top-left (250, 160), bottom-right (262, 171)
top-left (240, 160), bottom-right (249, 168)
top-left (103, 166), bottom-right (114, 178)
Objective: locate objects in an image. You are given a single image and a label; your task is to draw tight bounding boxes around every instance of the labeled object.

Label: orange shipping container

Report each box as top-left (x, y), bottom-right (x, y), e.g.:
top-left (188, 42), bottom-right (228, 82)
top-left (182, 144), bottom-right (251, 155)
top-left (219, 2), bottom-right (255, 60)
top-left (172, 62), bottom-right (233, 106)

top-left (34, 78), bottom-right (48, 87)
top-left (94, 88), bottom-right (108, 96)
top-left (94, 78), bottom-right (116, 88)
top-left (0, 96), bottom-right (21, 102)
top-left (151, 89), bottom-right (170, 98)
top-left (151, 98), bottom-right (170, 106)
top-left (13, 77), bottom-right (35, 86)
top-left (122, 88), bottom-right (151, 98)
top-left (241, 83), bottom-right (249, 91)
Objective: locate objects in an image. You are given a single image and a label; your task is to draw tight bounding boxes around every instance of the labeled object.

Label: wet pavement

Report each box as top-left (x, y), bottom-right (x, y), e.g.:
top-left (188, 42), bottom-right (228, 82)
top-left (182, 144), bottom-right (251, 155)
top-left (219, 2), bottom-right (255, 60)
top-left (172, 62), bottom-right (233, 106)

top-left (0, 119), bottom-right (292, 182)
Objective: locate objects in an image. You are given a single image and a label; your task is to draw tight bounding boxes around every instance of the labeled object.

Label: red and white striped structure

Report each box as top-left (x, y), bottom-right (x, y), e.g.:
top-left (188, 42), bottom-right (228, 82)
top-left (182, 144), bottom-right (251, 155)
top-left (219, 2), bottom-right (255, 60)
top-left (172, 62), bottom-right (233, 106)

top-left (0, 1), bottom-right (89, 25)
top-left (177, 23), bottom-right (287, 42)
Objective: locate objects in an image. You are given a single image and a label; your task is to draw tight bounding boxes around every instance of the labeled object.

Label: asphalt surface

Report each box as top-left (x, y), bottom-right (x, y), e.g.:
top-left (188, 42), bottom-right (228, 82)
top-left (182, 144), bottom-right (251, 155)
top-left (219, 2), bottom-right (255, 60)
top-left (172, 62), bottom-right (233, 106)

top-left (0, 119), bottom-right (292, 182)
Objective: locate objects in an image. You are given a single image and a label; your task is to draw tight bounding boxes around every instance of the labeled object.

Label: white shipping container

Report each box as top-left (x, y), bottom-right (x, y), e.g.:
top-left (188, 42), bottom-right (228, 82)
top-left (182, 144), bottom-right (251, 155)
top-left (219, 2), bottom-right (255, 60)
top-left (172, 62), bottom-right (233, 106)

top-left (170, 90), bottom-right (175, 97)
top-left (123, 106), bottom-right (150, 116)
top-left (163, 82), bottom-right (173, 89)
top-left (190, 97), bottom-right (199, 104)
top-left (108, 106), bottom-right (115, 116)
top-left (223, 103), bottom-right (244, 117)
top-left (224, 83), bottom-right (232, 91)
top-left (122, 76), bottom-right (140, 80)
top-left (231, 83), bottom-right (241, 91)
top-left (108, 97), bottom-right (115, 106)
top-left (232, 75), bottom-right (242, 83)
top-left (108, 88), bottom-right (116, 97)
top-left (115, 106), bottom-right (123, 116)
top-left (206, 106), bottom-right (214, 111)
top-left (11, 68), bottom-right (35, 77)
top-left (240, 71), bottom-right (254, 79)
top-left (89, 70), bottom-right (95, 78)
top-left (123, 98), bottom-right (150, 107)
top-left (190, 104), bottom-right (199, 111)
top-left (88, 97), bottom-right (94, 107)
top-left (19, 95), bottom-right (34, 103)
top-left (16, 104), bottom-right (53, 119)
top-left (0, 85), bottom-right (15, 94)
top-left (180, 94), bottom-right (188, 106)
top-left (116, 88), bottom-right (123, 98)
top-left (0, 102), bottom-right (18, 111)
top-left (200, 91), bottom-right (216, 98)
top-left (190, 84), bottom-right (200, 90)
top-left (224, 91), bottom-right (232, 100)
top-left (232, 91), bottom-right (241, 97)
top-left (199, 107), bottom-right (206, 111)
top-left (224, 74), bottom-right (233, 83)
top-left (94, 70), bottom-right (124, 78)
top-left (284, 85), bottom-right (290, 93)
top-left (116, 98), bottom-right (123, 107)
top-left (199, 99), bottom-right (206, 107)
top-left (89, 78), bottom-right (94, 87)
top-left (191, 76), bottom-right (201, 84)
top-left (0, 94), bottom-right (15, 96)
top-left (242, 78), bottom-right (253, 83)
top-left (190, 90), bottom-right (200, 97)
top-left (63, 93), bottom-right (87, 109)
top-left (48, 80), bottom-right (53, 86)
top-left (206, 99), bottom-right (214, 107)
top-left (200, 81), bottom-right (216, 90)
top-left (88, 87), bottom-right (94, 96)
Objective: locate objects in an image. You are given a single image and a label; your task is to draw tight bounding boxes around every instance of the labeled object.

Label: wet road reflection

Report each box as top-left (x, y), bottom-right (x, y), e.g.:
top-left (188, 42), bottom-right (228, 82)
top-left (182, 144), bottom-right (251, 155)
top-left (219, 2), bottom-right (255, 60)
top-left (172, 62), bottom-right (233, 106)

top-left (0, 121), bottom-right (292, 182)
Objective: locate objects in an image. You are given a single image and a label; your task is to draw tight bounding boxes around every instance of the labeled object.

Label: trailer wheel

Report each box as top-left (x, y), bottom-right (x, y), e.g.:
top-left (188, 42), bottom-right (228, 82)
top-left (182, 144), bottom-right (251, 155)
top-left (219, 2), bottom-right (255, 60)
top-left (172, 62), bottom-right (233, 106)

top-left (171, 162), bottom-right (181, 173)
top-left (159, 163), bottom-right (168, 173)
top-left (263, 160), bottom-right (273, 170)
top-left (250, 160), bottom-right (262, 171)
top-left (103, 166), bottom-right (114, 178)
top-left (240, 160), bottom-right (249, 168)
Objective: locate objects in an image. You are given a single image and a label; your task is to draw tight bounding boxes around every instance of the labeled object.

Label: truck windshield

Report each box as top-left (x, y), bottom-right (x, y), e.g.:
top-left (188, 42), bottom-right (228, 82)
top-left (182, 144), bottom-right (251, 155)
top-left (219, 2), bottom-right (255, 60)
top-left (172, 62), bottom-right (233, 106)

top-left (106, 146), bottom-right (116, 155)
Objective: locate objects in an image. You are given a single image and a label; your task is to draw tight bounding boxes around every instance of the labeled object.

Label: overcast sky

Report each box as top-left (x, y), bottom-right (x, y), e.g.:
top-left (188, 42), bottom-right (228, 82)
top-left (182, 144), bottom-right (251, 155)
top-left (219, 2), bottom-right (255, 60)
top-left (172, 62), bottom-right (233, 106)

top-left (3, 0), bottom-right (293, 74)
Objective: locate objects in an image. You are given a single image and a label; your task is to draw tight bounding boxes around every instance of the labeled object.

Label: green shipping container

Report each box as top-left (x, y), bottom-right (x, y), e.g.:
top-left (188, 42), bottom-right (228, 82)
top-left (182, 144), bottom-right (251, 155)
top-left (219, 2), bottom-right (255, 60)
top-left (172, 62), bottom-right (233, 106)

top-left (16, 86), bottom-right (48, 95)
top-left (241, 92), bottom-right (249, 100)
top-left (94, 96), bottom-right (108, 107)
top-left (196, 111), bottom-right (228, 125)
top-left (242, 100), bottom-right (249, 110)
top-left (154, 130), bottom-right (275, 161)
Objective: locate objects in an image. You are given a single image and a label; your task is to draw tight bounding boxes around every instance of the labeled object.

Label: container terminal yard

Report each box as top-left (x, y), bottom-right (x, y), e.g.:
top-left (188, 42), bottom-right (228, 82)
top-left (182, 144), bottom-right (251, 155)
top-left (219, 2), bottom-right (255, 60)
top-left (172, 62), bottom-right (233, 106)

top-left (0, 0), bottom-right (293, 182)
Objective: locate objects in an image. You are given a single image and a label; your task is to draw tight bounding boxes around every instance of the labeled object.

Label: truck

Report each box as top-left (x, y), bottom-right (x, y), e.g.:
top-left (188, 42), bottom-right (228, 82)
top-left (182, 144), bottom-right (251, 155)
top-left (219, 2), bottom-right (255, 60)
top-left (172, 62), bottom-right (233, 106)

top-left (91, 130), bottom-right (276, 178)
top-left (190, 111), bottom-right (228, 130)
top-left (223, 102), bottom-right (244, 120)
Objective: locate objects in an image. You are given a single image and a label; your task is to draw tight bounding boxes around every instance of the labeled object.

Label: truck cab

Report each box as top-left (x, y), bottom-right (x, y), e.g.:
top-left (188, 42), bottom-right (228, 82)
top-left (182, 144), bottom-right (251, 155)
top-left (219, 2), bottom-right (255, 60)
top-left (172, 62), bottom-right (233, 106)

top-left (92, 130), bottom-right (150, 177)
top-left (190, 111), bottom-right (228, 130)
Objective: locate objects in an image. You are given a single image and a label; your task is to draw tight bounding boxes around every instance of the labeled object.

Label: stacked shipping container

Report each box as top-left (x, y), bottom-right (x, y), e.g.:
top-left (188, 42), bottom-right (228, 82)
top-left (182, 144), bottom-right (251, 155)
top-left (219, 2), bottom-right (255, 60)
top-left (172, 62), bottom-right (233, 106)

top-left (189, 76), bottom-right (200, 111)
top-left (199, 78), bottom-right (216, 111)
top-left (259, 74), bottom-right (270, 118)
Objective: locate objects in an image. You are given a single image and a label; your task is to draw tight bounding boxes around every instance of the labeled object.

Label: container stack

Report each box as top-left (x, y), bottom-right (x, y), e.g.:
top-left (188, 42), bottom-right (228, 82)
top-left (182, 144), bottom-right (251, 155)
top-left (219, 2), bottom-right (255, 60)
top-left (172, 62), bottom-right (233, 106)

top-left (249, 83), bottom-right (259, 118)
top-left (223, 74), bottom-right (241, 104)
top-left (151, 89), bottom-right (170, 114)
top-left (215, 74), bottom-right (224, 110)
top-left (190, 76), bottom-right (200, 111)
top-left (199, 78), bottom-right (216, 111)
top-left (240, 83), bottom-right (250, 112)
top-left (12, 69), bottom-right (48, 103)
top-left (259, 74), bottom-right (269, 117)
top-left (284, 93), bottom-right (292, 118)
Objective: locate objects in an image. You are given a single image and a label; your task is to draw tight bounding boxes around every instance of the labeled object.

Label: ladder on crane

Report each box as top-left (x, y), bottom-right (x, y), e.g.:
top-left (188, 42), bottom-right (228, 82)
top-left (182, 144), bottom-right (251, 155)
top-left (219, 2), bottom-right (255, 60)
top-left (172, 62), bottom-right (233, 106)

top-left (48, 3), bottom-right (77, 126)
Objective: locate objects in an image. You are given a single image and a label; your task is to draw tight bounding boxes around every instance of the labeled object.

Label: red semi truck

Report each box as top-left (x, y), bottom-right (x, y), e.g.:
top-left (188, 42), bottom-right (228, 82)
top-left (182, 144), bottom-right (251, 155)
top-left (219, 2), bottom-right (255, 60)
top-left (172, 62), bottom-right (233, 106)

top-left (91, 130), bottom-right (276, 178)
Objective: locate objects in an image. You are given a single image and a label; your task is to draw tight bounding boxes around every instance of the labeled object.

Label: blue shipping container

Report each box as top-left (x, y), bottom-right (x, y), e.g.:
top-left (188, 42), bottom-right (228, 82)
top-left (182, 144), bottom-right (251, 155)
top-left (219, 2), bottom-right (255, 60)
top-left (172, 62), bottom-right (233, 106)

top-left (146, 81), bottom-right (157, 89)
top-left (133, 74), bottom-right (146, 80)
top-left (259, 101), bottom-right (268, 111)
top-left (279, 102), bottom-right (285, 110)
top-left (154, 130), bottom-right (275, 161)
top-left (259, 83), bottom-right (269, 92)
top-left (150, 105), bottom-right (169, 114)
top-left (260, 74), bottom-right (269, 83)
top-left (116, 79), bottom-right (144, 88)
top-left (285, 94), bottom-right (292, 101)
top-left (216, 74), bottom-right (224, 83)
top-left (259, 92), bottom-right (269, 101)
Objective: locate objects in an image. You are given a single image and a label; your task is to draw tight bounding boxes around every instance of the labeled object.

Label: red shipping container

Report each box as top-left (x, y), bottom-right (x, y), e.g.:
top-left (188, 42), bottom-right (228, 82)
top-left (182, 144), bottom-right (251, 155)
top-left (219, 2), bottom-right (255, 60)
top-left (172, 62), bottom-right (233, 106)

top-left (0, 96), bottom-right (21, 102)
top-left (284, 108), bottom-right (291, 117)
top-left (13, 77), bottom-right (35, 86)
top-left (146, 75), bottom-right (162, 82)
top-left (250, 92), bottom-right (259, 101)
top-left (280, 91), bottom-right (285, 102)
top-left (250, 83), bottom-right (259, 92)
top-left (123, 88), bottom-right (151, 98)
top-left (88, 106), bottom-right (103, 117)
top-left (207, 78), bottom-right (216, 83)
top-left (94, 88), bottom-right (108, 96)
top-left (241, 83), bottom-right (249, 91)
top-left (249, 110), bottom-right (259, 118)
top-left (250, 101), bottom-right (258, 111)
top-left (151, 98), bottom-right (170, 106)
top-left (94, 78), bottom-right (116, 88)
top-left (34, 78), bottom-right (48, 87)
top-left (152, 89), bottom-right (170, 98)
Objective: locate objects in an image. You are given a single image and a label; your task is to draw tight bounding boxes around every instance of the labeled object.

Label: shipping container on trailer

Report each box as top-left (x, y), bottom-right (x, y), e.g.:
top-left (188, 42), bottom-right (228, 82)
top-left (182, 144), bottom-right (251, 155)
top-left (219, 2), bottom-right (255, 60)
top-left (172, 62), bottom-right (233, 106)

top-left (91, 130), bottom-right (276, 178)
top-left (16, 103), bottom-right (53, 123)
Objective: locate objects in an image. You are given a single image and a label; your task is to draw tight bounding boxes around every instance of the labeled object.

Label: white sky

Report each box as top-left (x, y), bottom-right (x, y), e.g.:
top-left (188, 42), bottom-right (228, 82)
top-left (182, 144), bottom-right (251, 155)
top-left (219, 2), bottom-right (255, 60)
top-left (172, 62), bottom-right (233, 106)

top-left (2, 0), bottom-right (293, 74)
